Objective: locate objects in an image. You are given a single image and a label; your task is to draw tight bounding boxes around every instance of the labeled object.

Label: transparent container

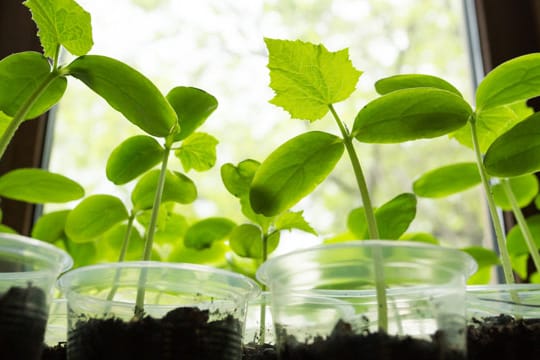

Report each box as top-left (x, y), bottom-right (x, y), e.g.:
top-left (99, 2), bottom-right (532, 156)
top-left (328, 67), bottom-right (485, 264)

top-left (44, 297), bottom-right (68, 346)
top-left (244, 291), bottom-right (274, 346)
top-left (58, 261), bottom-right (260, 360)
top-left (257, 241), bottom-right (477, 359)
top-left (0, 233), bottom-right (73, 360)
top-left (466, 284), bottom-right (540, 359)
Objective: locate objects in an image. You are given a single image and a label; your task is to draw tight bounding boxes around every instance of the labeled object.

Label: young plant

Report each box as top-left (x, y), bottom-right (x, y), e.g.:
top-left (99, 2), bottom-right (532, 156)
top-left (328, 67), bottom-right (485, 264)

top-left (249, 39), bottom-right (468, 332)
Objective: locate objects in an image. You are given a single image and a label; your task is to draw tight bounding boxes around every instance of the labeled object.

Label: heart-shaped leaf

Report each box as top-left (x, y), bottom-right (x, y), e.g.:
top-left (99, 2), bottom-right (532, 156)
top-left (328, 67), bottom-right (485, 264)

top-left (250, 131), bottom-right (344, 216)
top-left (353, 88), bottom-right (472, 143)
top-left (106, 135), bottom-right (164, 185)
top-left (413, 162), bottom-right (481, 198)
top-left (221, 159), bottom-right (260, 199)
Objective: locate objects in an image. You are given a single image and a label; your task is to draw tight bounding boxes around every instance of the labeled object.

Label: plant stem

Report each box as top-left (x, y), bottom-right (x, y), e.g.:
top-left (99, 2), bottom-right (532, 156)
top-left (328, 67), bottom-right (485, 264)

top-left (0, 71), bottom-right (61, 160)
top-left (501, 179), bottom-right (540, 273)
top-left (328, 104), bottom-right (388, 332)
top-left (133, 145), bottom-right (171, 319)
top-left (470, 116), bottom-right (516, 289)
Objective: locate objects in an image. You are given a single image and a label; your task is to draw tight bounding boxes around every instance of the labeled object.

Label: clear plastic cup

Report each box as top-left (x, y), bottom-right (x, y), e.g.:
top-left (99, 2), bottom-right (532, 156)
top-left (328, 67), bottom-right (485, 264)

top-left (58, 261), bottom-right (260, 359)
top-left (0, 233), bottom-right (73, 359)
top-left (257, 240), bottom-right (477, 358)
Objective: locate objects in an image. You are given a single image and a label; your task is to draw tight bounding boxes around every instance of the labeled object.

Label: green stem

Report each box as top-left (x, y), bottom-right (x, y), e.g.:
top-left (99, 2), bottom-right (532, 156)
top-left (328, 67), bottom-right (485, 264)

top-left (328, 104), bottom-right (388, 332)
top-left (133, 145), bottom-right (171, 319)
top-left (0, 71), bottom-right (61, 160)
top-left (501, 179), bottom-right (540, 273)
top-left (470, 116), bottom-right (516, 288)
top-left (257, 232), bottom-right (271, 345)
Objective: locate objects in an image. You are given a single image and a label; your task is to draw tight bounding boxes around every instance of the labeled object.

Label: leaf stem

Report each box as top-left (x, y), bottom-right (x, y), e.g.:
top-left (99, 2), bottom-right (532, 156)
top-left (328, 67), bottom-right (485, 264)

top-left (501, 179), bottom-right (540, 273)
top-left (133, 144), bottom-right (171, 319)
top-left (328, 104), bottom-right (388, 332)
top-left (0, 71), bottom-right (61, 160)
top-left (470, 116), bottom-right (516, 289)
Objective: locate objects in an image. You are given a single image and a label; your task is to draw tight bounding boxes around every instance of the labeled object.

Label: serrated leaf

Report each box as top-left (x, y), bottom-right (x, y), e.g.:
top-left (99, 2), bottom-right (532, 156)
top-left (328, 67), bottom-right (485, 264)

top-left (484, 111), bottom-right (540, 177)
top-left (166, 86), bottom-right (218, 141)
top-left (183, 217), bottom-right (236, 250)
top-left (131, 170), bottom-right (197, 210)
top-left (265, 38), bottom-right (362, 121)
top-left (0, 52), bottom-right (67, 119)
top-left (375, 74), bottom-right (461, 96)
top-left (221, 159), bottom-right (260, 199)
top-left (493, 175), bottom-right (539, 210)
top-left (506, 214), bottom-right (540, 256)
top-left (274, 211), bottom-right (316, 235)
top-left (24, 0), bottom-right (93, 58)
top-left (31, 210), bottom-right (70, 243)
top-left (353, 88), bottom-right (472, 143)
top-left (0, 168), bottom-right (84, 203)
top-left (106, 135), bottom-right (163, 185)
top-left (413, 162), bottom-right (481, 198)
top-left (175, 132), bottom-right (218, 172)
top-left (67, 55), bottom-right (177, 137)
top-left (476, 53), bottom-right (540, 111)
top-left (451, 101), bottom-right (532, 152)
top-left (250, 131), bottom-right (344, 216)
top-left (65, 194), bottom-right (129, 243)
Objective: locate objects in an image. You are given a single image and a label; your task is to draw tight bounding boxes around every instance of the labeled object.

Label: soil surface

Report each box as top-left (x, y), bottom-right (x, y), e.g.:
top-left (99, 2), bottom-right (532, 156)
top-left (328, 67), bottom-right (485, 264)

top-left (0, 285), bottom-right (47, 360)
top-left (467, 314), bottom-right (540, 360)
top-left (242, 342), bottom-right (277, 360)
top-left (67, 306), bottom-right (242, 359)
top-left (41, 342), bottom-right (66, 360)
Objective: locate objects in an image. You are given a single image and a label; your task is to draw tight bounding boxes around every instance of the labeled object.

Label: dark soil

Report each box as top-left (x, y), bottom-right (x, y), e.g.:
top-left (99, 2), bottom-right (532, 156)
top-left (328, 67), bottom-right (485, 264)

top-left (242, 342), bottom-right (277, 360)
top-left (41, 342), bottom-right (66, 360)
top-left (67, 306), bottom-right (243, 360)
top-left (0, 285), bottom-right (48, 360)
top-left (467, 314), bottom-right (540, 359)
top-left (275, 319), bottom-right (465, 360)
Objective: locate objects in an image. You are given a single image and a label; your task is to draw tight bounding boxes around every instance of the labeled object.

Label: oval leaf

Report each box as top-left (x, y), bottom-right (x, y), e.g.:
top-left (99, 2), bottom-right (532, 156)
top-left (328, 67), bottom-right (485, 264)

top-left (67, 55), bottom-right (177, 137)
top-left (65, 194), bottom-right (129, 243)
top-left (493, 175), bottom-right (539, 210)
top-left (106, 135), bottom-right (163, 185)
top-left (0, 168), bottom-right (84, 203)
top-left (229, 224), bottom-right (263, 259)
top-left (484, 111), bottom-right (540, 177)
top-left (168, 241), bottom-right (229, 267)
top-left (250, 131), bottom-right (344, 216)
top-left (413, 162), bottom-right (481, 198)
top-left (507, 214), bottom-right (540, 256)
top-left (31, 210), bottom-right (70, 243)
top-left (353, 88), bottom-right (472, 143)
top-left (167, 86), bottom-right (218, 141)
top-left (0, 52), bottom-right (67, 119)
top-left (221, 159), bottom-right (260, 199)
top-left (477, 53), bottom-right (540, 111)
top-left (184, 217), bottom-right (236, 250)
top-left (399, 232), bottom-right (439, 245)
top-left (375, 74), bottom-right (461, 96)
top-left (102, 223), bottom-right (144, 261)
top-left (131, 170), bottom-right (197, 210)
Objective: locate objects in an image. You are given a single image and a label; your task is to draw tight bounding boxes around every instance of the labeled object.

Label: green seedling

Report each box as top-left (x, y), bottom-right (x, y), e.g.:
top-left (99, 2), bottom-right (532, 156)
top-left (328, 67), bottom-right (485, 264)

top-left (249, 39), bottom-right (468, 332)
top-left (1, 0), bottom-right (221, 318)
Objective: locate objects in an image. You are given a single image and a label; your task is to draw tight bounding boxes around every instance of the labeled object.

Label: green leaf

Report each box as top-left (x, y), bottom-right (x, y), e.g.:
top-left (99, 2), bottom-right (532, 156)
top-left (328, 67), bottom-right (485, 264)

top-left (484, 111), bottom-right (540, 177)
top-left (492, 175), bottom-right (539, 210)
top-left (375, 74), bottom-right (461, 96)
top-left (250, 131), bottom-right (344, 216)
top-left (65, 194), bottom-right (129, 243)
top-left (476, 53), bottom-right (540, 111)
top-left (353, 88), bottom-right (472, 143)
top-left (0, 112), bottom-right (11, 138)
top-left (348, 193), bottom-right (417, 240)
top-left (106, 135), bottom-right (163, 185)
top-left (0, 224), bottom-right (17, 234)
top-left (131, 170), bottom-right (197, 210)
top-left (166, 86), bottom-right (218, 141)
top-left (0, 52), bottom-right (67, 119)
top-left (175, 132), bottom-right (218, 172)
top-left (507, 214), bottom-right (540, 256)
top-left (64, 240), bottom-right (98, 268)
top-left (102, 223), bottom-right (144, 261)
top-left (183, 217), bottom-right (236, 250)
top-left (168, 241), bottom-right (229, 267)
top-left (451, 101), bottom-right (532, 153)
top-left (413, 162), bottom-right (481, 198)
top-left (0, 168), bottom-right (84, 203)
top-left (31, 210), bottom-right (70, 243)
top-left (399, 232), bottom-right (439, 245)
top-left (67, 55), bottom-right (177, 137)
top-left (153, 212), bottom-right (188, 246)
top-left (229, 224), bottom-right (263, 259)
top-left (24, 0), bottom-right (93, 58)
top-left (274, 210), bottom-right (317, 235)
top-left (239, 196), bottom-right (273, 231)
top-left (221, 159), bottom-right (260, 199)
top-left (265, 38), bottom-right (362, 121)
top-left (463, 246), bottom-right (500, 285)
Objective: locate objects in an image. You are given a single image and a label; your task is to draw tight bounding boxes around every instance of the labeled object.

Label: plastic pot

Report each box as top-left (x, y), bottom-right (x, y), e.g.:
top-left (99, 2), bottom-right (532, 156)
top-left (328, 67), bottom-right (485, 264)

top-left (257, 240), bottom-right (476, 359)
top-left (58, 261), bottom-right (260, 360)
